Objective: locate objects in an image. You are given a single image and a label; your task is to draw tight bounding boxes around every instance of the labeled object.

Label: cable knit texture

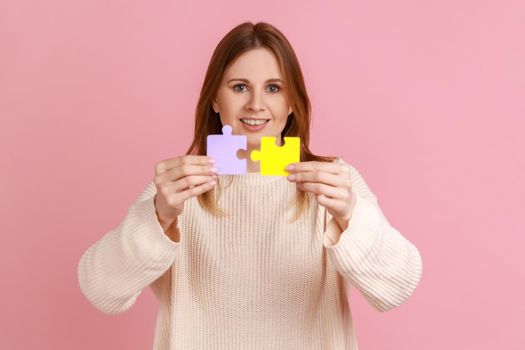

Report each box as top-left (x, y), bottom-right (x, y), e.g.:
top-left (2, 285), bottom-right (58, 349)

top-left (77, 158), bottom-right (423, 350)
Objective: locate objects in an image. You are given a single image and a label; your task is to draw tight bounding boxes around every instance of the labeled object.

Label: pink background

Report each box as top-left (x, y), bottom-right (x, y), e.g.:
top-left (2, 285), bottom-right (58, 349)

top-left (1, 0), bottom-right (523, 349)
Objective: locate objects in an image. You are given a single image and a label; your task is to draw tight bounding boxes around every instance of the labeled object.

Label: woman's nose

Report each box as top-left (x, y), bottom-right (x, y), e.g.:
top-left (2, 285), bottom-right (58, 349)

top-left (246, 90), bottom-right (264, 111)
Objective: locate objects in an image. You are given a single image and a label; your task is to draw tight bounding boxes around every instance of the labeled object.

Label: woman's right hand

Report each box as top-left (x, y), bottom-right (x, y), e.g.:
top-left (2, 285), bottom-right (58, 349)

top-left (153, 155), bottom-right (218, 231)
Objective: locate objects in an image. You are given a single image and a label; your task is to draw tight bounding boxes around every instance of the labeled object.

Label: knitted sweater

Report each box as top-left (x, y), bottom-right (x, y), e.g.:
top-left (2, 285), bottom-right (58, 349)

top-left (77, 158), bottom-right (423, 350)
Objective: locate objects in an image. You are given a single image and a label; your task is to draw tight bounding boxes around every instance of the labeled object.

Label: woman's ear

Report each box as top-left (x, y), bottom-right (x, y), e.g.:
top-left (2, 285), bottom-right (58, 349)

top-left (212, 98), bottom-right (219, 113)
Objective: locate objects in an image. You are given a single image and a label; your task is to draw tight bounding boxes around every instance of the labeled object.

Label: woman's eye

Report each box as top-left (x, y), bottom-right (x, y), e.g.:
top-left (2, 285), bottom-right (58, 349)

top-left (267, 84), bottom-right (280, 93)
top-left (233, 84), bottom-right (247, 92)
top-left (232, 84), bottom-right (281, 93)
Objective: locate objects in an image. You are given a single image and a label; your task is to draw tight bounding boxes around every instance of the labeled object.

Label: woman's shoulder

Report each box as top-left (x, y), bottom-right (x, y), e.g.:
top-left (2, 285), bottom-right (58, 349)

top-left (328, 157), bottom-right (369, 185)
top-left (313, 154), bottom-right (353, 168)
top-left (330, 156), bottom-right (354, 171)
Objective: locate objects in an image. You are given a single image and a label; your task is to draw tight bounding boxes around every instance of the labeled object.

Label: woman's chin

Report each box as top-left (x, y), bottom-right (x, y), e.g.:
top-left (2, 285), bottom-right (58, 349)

top-left (245, 132), bottom-right (283, 149)
top-left (246, 139), bottom-right (261, 149)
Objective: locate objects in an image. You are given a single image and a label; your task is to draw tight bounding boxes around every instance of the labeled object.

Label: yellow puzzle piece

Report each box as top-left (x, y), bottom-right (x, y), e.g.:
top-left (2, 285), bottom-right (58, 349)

top-left (250, 137), bottom-right (300, 176)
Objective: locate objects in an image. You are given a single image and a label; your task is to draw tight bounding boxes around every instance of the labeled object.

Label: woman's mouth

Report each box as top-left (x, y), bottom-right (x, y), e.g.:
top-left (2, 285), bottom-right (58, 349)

top-left (240, 118), bottom-right (269, 132)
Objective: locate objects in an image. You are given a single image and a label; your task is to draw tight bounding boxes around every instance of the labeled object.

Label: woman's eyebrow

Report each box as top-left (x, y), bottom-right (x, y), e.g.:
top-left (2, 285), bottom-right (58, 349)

top-left (227, 78), bottom-right (283, 83)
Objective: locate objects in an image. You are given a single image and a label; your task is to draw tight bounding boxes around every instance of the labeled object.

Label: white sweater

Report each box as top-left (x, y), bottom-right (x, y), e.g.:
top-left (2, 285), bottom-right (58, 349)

top-left (77, 158), bottom-right (423, 349)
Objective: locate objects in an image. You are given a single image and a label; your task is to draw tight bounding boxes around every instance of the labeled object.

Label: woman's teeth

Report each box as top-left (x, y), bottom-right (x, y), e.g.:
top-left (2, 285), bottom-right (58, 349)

top-left (241, 119), bottom-right (269, 125)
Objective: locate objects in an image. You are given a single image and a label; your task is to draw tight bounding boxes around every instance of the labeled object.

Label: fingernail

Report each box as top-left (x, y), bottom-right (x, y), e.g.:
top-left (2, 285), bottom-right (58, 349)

top-left (286, 164), bottom-right (294, 170)
top-left (287, 174), bottom-right (295, 180)
top-left (208, 158), bottom-right (216, 164)
top-left (211, 167), bottom-right (218, 173)
top-left (209, 180), bottom-right (216, 186)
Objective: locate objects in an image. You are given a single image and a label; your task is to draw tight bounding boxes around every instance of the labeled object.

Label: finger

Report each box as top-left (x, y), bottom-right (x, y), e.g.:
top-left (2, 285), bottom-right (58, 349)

top-left (297, 181), bottom-right (349, 200)
top-left (316, 194), bottom-right (347, 213)
top-left (156, 155), bottom-right (214, 174)
top-left (160, 163), bottom-right (218, 183)
top-left (289, 171), bottom-right (351, 189)
top-left (316, 193), bottom-right (335, 208)
top-left (171, 175), bottom-right (217, 192)
top-left (173, 179), bottom-right (217, 203)
top-left (287, 161), bottom-right (344, 175)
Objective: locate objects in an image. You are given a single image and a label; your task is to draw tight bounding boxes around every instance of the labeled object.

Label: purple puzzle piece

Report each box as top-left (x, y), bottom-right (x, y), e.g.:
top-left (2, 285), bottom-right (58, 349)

top-left (206, 125), bottom-right (247, 175)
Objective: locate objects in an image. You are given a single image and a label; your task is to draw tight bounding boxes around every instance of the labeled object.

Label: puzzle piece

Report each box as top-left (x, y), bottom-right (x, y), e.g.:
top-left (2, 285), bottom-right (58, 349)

top-left (206, 125), bottom-right (247, 175)
top-left (250, 137), bottom-right (300, 176)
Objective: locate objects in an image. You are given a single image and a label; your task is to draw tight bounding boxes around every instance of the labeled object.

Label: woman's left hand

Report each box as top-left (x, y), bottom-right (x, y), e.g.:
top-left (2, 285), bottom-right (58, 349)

top-left (286, 160), bottom-right (357, 230)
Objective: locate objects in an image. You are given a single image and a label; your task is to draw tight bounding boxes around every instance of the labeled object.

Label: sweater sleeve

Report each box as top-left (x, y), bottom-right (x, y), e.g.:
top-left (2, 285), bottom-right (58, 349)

top-left (322, 159), bottom-right (423, 312)
top-left (77, 180), bottom-right (181, 315)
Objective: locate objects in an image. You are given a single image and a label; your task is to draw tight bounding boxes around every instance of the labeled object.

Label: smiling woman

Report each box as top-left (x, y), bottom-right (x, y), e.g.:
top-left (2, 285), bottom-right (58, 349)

top-left (211, 47), bottom-right (292, 168)
top-left (77, 21), bottom-right (423, 350)
top-left (191, 22), bottom-right (337, 217)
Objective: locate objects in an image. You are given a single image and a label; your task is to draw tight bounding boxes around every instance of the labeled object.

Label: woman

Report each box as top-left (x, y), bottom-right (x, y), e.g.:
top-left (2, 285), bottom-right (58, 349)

top-left (78, 21), bottom-right (423, 350)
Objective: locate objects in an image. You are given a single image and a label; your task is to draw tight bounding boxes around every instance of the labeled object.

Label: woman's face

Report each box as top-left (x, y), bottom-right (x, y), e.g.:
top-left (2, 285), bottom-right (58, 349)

top-left (212, 47), bottom-right (292, 149)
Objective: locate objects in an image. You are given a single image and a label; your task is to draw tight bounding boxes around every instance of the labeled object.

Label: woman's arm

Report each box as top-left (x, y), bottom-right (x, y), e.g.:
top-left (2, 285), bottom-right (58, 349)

top-left (323, 160), bottom-right (423, 312)
top-left (77, 180), bottom-right (180, 315)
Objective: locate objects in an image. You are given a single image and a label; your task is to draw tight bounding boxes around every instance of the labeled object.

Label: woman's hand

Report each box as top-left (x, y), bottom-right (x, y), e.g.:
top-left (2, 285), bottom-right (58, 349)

top-left (286, 160), bottom-right (357, 231)
top-left (154, 155), bottom-right (218, 232)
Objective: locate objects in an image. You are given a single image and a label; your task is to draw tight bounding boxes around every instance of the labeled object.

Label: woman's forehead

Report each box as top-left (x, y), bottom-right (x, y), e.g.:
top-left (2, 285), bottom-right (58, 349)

top-left (224, 48), bottom-right (283, 80)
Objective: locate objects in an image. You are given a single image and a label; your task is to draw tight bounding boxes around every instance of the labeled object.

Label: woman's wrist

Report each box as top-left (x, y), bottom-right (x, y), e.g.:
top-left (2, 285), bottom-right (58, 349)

top-left (161, 217), bottom-right (180, 243)
top-left (158, 217), bottom-right (174, 233)
top-left (155, 209), bottom-right (178, 237)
